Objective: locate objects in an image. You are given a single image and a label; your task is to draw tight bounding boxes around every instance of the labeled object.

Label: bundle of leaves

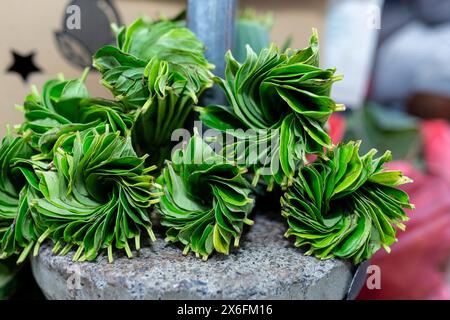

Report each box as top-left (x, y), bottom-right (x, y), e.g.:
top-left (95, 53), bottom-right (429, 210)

top-left (17, 125), bottom-right (161, 263)
top-left (0, 16), bottom-right (217, 266)
top-left (281, 141), bottom-right (414, 264)
top-left (93, 17), bottom-right (214, 167)
top-left (197, 30), bottom-right (344, 189)
top-left (158, 131), bottom-right (254, 260)
top-left (0, 12), bottom-right (414, 271)
top-left (0, 132), bottom-right (37, 263)
top-left (19, 71), bottom-right (134, 157)
top-left (8, 76), bottom-right (141, 259)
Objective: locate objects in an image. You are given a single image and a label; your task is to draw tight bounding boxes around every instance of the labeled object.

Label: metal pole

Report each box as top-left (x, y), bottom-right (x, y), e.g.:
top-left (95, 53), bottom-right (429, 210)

top-left (187, 0), bottom-right (237, 105)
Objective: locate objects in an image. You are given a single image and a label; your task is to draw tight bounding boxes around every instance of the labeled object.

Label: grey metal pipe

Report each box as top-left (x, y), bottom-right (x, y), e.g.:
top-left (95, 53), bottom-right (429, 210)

top-left (187, 0), bottom-right (237, 105)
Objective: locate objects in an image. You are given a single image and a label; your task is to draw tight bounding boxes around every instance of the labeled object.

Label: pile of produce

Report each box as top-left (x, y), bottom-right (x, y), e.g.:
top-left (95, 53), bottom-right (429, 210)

top-left (198, 30), bottom-right (344, 189)
top-left (0, 14), bottom-right (413, 272)
top-left (281, 142), bottom-right (413, 264)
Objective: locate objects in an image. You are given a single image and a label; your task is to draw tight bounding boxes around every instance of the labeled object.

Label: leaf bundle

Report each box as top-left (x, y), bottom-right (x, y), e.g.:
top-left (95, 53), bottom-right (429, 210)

top-left (19, 72), bottom-right (134, 157)
top-left (281, 141), bottom-right (414, 264)
top-left (158, 131), bottom-right (254, 260)
top-left (19, 126), bottom-right (159, 263)
top-left (0, 132), bottom-right (38, 262)
top-left (94, 18), bottom-right (214, 167)
top-left (198, 30), bottom-right (344, 187)
top-left (0, 14), bottom-right (414, 268)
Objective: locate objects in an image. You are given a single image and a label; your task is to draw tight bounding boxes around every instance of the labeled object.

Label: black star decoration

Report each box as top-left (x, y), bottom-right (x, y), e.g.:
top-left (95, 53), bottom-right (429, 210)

top-left (7, 50), bottom-right (42, 82)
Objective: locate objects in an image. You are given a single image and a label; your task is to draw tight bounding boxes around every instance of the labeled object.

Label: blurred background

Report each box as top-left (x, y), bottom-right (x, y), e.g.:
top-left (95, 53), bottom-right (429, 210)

top-left (2, 0), bottom-right (450, 300)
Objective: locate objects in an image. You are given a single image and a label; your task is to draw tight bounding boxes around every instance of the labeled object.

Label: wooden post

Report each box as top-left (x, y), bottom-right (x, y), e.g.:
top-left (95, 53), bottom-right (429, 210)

top-left (187, 0), bottom-right (237, 105)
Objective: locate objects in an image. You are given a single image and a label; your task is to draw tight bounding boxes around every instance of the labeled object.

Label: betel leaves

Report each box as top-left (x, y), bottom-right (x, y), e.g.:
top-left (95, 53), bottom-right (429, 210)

top-left (19, 71), bottom-right (134, 157)
top-left (281, 141), bottom-right (414, 264)
top-left (18, 69), bottom-right (90, 147)
top-left (157, 130), bottom-right (255, 260)
top-left (93, 18), bottom-right (214, 167)
top-left (0, 132), bottom-right (39, 263)
top-left (131, 56), bottom-right (209, 167)
top-left (0, 13), bottom-right (414, 269)
top-left (197, 30), bottom-right (344, 188)
top-left (1, 124), bottom-right (161, 264)
top-left (26, 126), bottom-right (161, 263)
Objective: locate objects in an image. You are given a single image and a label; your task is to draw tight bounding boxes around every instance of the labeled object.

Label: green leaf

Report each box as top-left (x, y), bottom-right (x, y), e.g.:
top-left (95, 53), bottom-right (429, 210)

top-left (93, 18), bottom-right (214, 168)
top-left (197, 30), bottom-right (343, 189)
top-left (158, 134), bottom-right (254, 259)
top-left (281, 141), bottom-right (413, 264)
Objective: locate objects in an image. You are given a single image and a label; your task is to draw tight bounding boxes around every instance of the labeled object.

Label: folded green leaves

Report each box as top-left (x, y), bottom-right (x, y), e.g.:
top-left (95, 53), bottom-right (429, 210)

top-left (2, 16), bottom-right (217, 264)
top-left (112, 18), bottom-right (213, 96)
top-left (19, 70), bottom-right (90, 150)
top-left (0, 132), bottom-right (40, 263)
top-left (158, 131), bottom-right (254, 260)
top-left (19, 72), bottom-right (134, 158)
top-left (0, 14), bottom-right (414, 269)
top-left (197, 30), bottom-right (344, 187)
top-left (131, 56), bottom-right (208, 167)
top-left (94, 18), bottom-right (214, 167)
top-left (281, 141), bottom-right (414, 264)
top-left (1, 71), bottom-right (142, 264)
top-left (1, 81), bottom-right (166, 265)
top-left (25, 126), bottom-right (161, 263)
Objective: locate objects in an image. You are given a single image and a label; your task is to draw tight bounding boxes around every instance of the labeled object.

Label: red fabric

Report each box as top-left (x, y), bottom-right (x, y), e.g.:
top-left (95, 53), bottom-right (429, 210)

top-left (421, 120), bottom-right (450, 183)
top-left (358, 162), bottom-right (450, 299)
top-left (358, 120), bottom-right (450, 300)
top-left (328, 114), bottom-right (346, 145)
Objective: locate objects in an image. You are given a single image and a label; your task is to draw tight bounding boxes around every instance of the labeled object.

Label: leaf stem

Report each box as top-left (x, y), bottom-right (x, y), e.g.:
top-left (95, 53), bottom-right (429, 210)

top-left (108, 245), bottom-right (113, 263)
top-left (17, 242), bottom-right (34, 264)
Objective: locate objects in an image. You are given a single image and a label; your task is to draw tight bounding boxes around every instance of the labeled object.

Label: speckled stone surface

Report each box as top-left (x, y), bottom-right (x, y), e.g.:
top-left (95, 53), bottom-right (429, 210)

top-left (31, 214), bottom-right (354, 300)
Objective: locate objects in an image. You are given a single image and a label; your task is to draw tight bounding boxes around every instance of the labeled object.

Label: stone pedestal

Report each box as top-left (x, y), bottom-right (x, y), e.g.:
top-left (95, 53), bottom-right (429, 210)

top-left (31, 214), bottom-right (354, 300)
